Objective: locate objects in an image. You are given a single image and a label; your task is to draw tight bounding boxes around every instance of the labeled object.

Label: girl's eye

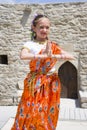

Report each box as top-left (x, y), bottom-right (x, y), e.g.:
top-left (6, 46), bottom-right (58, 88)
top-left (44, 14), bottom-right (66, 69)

top-left (39, 26), bottom-right (50, 30)
top-left (40, 26), bottom-right (44, 29)
top-left (46, 26), bottom-right (49, 29)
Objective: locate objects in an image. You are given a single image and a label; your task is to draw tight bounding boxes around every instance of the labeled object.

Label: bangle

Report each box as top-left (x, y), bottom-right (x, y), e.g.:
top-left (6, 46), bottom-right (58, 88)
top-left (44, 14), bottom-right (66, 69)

top-left (33, 54), bottom-right (35, 59)
top-left (53, 54), bottom-right (56, 59)
top-left (55, 55), bottom-right (57, 59)
top-left (61, 54), bottom-right (66, 59)
top-left (61, 54), bottom-right (63, 59)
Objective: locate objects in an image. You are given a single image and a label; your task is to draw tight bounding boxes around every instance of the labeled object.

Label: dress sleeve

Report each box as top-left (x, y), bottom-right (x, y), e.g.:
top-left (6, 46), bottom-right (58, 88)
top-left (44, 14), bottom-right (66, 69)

top-left (22, 41), bottom-right (44, 54)
top-left (22, 42), bottom-right (31, 52)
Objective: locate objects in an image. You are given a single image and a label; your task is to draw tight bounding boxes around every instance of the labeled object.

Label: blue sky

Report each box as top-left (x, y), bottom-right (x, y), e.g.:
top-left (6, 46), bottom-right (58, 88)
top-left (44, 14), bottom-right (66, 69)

top-left (0, 0), bottom-right (87, 4)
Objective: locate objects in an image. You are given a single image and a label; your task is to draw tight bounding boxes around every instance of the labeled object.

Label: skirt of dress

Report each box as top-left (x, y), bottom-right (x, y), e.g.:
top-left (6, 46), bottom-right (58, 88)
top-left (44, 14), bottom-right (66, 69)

top-left (11, 72), bottom-right (61, 130)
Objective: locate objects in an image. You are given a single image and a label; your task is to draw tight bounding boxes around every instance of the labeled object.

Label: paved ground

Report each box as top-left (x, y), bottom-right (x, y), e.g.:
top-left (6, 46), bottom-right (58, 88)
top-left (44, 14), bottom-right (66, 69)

top-left (1, 118), bottom-right (87, 130)
top-left (1, 98), bottom-right (87, 130)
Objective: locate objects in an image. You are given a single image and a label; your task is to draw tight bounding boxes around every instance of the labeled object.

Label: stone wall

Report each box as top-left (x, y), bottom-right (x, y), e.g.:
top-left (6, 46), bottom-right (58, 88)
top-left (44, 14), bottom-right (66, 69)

top-left (0, 2), bottom-right (87, 107)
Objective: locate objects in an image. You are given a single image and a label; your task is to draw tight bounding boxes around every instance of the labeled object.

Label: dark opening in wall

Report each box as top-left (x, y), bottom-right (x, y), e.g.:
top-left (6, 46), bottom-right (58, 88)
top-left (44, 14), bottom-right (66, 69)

top-left (0, 55), bottom-right (8, 64)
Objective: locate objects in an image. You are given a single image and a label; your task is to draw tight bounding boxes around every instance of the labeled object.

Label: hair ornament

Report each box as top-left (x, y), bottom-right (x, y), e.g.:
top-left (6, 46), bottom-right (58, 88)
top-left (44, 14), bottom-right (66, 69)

top-left (32, 13), bottom-right (38, 25)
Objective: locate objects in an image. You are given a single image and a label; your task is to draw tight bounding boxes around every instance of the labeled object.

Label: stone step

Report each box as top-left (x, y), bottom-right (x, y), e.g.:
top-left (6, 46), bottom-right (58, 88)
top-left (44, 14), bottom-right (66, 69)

top-left (59, 107), bottom-right (87, 120)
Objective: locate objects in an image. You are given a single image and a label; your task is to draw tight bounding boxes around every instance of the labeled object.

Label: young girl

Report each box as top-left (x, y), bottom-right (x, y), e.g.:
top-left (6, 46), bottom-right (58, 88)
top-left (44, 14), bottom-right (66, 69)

top-left (11, 14), bottom-right (73, 130)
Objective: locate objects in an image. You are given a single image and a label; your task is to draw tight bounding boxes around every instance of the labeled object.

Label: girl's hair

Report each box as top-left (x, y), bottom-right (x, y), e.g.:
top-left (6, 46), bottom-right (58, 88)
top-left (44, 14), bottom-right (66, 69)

top-left (31, 14), bottom-right (48, 40)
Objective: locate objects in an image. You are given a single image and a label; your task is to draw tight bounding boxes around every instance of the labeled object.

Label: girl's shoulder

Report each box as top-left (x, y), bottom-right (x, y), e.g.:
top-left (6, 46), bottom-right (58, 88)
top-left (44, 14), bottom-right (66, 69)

top-left (23, 40), bottom-right (38, 48)
top-left (51, 41), bottom-right (62, 53)
top-left (51, 41), bottom-right (59, 46)
top-left (23, 41), bottom-right (35, 46)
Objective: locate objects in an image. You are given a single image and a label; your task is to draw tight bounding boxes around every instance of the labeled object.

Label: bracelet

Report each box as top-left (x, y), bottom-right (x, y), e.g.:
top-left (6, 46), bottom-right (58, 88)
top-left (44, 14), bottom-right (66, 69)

top-left (53, 54), bottom-right (56, 59)
top-left (33, 54), bottom-right (35, 59)
top-left (54, 55), bottom-right (56, 59)
top-left (61, 54), bottom-right (66, 59)
top-left (61, 54), bottom-right (64, 59)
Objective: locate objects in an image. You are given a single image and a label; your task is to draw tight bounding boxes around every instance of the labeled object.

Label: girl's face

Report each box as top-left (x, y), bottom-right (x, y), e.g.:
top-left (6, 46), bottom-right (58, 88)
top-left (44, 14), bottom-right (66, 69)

top-left (33, 17), bottom-right (50, 41)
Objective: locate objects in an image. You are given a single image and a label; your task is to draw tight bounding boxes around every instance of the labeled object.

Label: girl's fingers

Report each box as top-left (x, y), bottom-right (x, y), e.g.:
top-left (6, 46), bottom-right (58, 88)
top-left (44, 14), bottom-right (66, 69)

top-left (47, 40), bottom-right (52, 56)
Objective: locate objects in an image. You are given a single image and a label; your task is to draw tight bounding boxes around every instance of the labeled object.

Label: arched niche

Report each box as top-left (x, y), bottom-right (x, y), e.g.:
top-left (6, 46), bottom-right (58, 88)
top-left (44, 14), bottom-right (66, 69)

top-left (58, 61), bottom-right (78, 99)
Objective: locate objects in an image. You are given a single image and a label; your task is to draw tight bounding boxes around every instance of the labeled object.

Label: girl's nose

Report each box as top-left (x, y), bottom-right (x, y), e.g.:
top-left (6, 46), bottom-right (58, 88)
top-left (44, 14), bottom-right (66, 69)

top-left (43, 27), bottom-right (47, 32)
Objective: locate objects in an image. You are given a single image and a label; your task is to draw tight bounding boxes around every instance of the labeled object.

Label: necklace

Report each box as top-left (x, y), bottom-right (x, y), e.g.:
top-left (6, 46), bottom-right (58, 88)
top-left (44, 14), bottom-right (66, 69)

top-left (34, 39), bottom-right (47, 45)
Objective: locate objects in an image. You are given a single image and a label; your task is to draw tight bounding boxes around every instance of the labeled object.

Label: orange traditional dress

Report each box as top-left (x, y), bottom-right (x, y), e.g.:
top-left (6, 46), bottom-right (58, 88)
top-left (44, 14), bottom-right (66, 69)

top-left (11, 41), bottom-right (62, 130)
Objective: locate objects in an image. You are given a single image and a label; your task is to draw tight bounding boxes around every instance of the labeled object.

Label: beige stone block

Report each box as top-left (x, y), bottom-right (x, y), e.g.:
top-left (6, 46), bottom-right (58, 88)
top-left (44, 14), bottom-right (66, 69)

top-left (79, 90), bottom-right (87, 103)
top-left (17, 90), bottom-right (23, 97)
top-left (17, 81), bottom-right (24, 90)
top-left (81, 103), bottom-right (87, 108)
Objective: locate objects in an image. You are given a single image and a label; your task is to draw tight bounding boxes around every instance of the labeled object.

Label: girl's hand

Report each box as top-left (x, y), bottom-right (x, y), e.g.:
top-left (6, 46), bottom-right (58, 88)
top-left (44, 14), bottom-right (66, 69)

top-left (46, 40), bottom-right (52, 56)
top-left (42, 40), bottom-right (52, 57)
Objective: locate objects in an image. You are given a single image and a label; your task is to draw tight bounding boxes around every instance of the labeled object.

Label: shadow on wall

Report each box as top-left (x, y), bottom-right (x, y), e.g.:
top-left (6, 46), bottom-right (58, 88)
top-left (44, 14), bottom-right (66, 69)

top-left (21, 8), bottom-right (31, 27)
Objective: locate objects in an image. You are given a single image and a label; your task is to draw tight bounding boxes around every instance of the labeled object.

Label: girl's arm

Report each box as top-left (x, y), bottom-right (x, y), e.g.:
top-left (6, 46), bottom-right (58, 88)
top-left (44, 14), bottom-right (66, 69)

top-left (20, 48), bottom-right (48, 60)
top-left (20, 48), bottom-right (74, 60)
